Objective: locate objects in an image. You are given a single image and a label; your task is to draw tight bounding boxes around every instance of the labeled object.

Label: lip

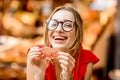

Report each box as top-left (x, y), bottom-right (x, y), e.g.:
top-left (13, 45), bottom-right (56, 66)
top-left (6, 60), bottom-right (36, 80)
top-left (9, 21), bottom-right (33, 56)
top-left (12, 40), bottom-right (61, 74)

top-left (52, 35), bottom-right (67, 43)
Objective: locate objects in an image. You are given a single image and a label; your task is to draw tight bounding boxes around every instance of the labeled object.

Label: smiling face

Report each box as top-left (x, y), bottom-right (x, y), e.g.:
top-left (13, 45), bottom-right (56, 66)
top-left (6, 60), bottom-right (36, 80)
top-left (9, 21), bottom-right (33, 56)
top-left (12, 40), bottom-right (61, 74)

top-left (48, 10), bottom-right (76, 49)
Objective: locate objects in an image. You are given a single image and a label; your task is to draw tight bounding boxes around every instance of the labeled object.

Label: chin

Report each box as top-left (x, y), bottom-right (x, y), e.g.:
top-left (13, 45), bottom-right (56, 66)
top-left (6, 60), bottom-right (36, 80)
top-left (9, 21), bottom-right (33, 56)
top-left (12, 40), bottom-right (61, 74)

top-left (52, 44), bottom-right (66, 49)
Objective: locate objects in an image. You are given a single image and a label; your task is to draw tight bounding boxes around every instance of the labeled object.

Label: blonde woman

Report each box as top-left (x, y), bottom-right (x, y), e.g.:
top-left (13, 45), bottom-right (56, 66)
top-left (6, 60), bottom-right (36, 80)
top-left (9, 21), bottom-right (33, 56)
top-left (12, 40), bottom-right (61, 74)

top-left (27, 5), bottom-right (99, 80)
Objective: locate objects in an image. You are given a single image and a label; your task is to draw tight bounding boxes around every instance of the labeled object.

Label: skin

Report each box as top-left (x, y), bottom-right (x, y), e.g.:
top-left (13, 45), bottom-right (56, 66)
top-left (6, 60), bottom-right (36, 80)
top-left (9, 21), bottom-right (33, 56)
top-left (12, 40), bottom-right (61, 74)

top-left (27, 9), bottom-right (93, 80)
top-left (85, 63), bottom-right (93, 80)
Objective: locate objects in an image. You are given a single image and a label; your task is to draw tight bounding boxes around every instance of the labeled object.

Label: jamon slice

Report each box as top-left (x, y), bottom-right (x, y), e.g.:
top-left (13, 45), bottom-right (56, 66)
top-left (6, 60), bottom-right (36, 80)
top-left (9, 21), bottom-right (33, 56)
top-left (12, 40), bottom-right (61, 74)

top-left (32, 47), bottom-right (59, 65)
top-left (40, 47), bottom-right (59, 64)
top-left (41, 47), bottom-right (59, 59)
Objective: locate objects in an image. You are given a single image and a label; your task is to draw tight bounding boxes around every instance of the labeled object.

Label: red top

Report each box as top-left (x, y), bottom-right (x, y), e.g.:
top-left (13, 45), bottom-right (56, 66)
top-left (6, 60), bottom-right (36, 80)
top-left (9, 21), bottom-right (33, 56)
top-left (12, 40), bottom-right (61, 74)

top-left (31, 45), bottom-right (99, 80)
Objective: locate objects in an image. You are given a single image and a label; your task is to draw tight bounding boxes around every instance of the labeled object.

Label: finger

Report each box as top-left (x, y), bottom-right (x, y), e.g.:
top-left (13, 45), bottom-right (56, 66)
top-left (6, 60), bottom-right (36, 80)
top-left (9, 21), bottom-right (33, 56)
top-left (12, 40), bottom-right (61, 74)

top-left (68, 54), bottom-right (75, 63)
top-left (58, 52), bottom-right (74, 62)
top-left (29, 46), bottom-right (40, 51)
top-left (29, 52), bottom-right (42, 57)
top-left (58, 52), bottom-right (75, 67)
top-left (30, 53), bottom-right (45, 66)
top-left (58, 55), bottom-right (74, 67)
top-left (67, 56), bottom-right (75, 68)
top-left (69, 59), bottom-right (75, 68)
top-left (58, 55), bottom-right (69, 62)
top-left (58, 52), bottom-right (69, 57)
top-left (60, 59), bottom-right (74, 71)
top-left (28, 48), bottom-right (41, 53)
top-left (60, 63), bottom-right (68, 71)
top-left (29, 52), bottom-right (45, 60)
top-left (32, 57), bottom-right (41, 66)
top-left (59, 59), bottom-right (69, 66)
top-left (59, 57), bottom-right (75, 72)
top-left (32, 46), bottom-right (40, 49)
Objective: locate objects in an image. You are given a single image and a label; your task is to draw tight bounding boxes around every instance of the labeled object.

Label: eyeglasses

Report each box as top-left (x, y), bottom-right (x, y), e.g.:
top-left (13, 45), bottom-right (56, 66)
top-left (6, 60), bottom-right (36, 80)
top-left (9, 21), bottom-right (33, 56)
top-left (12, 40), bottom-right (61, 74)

top-left (46, 20), bottom-right (75, 32)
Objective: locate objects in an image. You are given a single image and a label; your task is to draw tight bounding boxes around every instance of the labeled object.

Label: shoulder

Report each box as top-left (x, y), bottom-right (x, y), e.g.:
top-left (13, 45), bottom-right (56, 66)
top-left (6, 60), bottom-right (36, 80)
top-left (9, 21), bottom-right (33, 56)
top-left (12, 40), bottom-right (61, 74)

top-left (80, 48), bottom-right (99, 64)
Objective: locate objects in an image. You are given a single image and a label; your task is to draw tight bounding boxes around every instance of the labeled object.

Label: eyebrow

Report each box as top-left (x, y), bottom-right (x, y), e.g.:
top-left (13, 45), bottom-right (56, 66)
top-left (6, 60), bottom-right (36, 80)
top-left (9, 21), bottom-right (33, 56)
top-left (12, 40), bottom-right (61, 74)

top-left (51, 19), bottom-right (74, 22)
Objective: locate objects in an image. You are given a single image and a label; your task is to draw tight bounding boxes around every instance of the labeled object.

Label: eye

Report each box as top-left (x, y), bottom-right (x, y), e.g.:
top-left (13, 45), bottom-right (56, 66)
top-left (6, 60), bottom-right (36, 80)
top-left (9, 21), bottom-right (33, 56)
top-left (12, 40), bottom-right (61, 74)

top-left (48, 20), bottom-right (58, 29)
top-left (50, 21), bottom-right (57, 26)
top-left (64, 22), bottom-right (73, 28)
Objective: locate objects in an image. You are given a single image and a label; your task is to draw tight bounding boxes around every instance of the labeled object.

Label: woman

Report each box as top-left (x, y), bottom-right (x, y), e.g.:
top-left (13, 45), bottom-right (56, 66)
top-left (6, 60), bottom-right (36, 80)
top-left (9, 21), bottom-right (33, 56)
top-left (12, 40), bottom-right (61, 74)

top-left (27, 5), bottom-right (99, 80)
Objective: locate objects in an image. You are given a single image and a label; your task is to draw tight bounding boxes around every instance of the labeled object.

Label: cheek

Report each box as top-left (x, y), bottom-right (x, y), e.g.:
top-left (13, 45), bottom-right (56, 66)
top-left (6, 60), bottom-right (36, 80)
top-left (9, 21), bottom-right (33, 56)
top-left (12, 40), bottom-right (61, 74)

top-left (70, 33), bottom-right (75, 40)
top-left (71, 28), bottom-right (76, 38)
top-left (68, 31), bottom-right (75, 42)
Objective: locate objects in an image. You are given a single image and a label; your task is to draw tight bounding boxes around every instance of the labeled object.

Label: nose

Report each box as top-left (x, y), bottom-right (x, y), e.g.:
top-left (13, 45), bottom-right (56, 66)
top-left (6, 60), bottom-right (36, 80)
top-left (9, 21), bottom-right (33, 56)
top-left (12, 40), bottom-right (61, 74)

top-left (55, 23), bottom-right (63, 32)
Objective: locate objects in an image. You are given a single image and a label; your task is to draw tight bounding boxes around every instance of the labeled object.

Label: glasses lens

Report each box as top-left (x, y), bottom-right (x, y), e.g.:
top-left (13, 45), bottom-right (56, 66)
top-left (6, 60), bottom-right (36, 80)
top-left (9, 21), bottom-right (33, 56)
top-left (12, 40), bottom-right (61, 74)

top-left (47, 20), bottom-right (74, 32)
top-left (63, 21), bottom-right (74, 31)
top-left (47, 20), bottom-right (58, 30)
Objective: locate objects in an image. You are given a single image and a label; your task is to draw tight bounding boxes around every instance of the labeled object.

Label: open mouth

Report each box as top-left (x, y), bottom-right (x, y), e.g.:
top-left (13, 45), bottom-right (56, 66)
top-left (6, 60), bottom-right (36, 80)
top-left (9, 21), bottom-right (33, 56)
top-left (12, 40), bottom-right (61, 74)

top-left (53, 36), bottom-right (67, 40)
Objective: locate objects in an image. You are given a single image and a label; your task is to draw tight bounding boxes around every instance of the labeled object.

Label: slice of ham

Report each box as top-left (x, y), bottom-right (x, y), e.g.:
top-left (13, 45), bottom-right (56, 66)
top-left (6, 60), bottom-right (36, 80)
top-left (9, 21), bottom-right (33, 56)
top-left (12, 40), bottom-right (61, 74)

top-left (33, 47), bottom-right (59, 65)
top-left (41, 47), bottom-right (59, 59)
top-left (38, 47), bottom-right (60, 64)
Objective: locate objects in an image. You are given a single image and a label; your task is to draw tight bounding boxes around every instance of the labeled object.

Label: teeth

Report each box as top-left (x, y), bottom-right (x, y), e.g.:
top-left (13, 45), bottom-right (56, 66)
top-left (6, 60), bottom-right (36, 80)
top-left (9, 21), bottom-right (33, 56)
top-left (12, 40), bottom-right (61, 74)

top-left (54, 36), bottom-right (66, 40)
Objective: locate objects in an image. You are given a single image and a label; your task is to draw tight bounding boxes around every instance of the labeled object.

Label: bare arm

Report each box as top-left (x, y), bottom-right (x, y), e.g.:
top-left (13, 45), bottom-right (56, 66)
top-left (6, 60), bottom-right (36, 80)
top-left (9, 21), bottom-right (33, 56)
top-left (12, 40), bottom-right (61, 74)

top-left (85, 62), bottom-right (93, 80)
top-left (27, 61), bottom-right (45, 80)
top-left (26, 46), bottom-right (48, 80)
top-left (27, 62), bottom-right (34, 80)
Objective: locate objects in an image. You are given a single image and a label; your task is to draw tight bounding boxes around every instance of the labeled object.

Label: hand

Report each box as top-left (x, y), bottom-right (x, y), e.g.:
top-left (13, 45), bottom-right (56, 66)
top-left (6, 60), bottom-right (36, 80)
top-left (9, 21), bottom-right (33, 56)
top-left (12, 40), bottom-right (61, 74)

top-left (27, 46), bottom-right (50, 74)
top-left (58, 52), bottom-right (75, 79)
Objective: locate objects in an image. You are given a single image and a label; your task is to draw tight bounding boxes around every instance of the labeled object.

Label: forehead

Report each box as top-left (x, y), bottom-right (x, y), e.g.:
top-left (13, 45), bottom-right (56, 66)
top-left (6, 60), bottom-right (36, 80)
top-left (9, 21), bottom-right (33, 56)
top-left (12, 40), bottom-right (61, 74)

top-left (51, 10), bottom-right (74, 21)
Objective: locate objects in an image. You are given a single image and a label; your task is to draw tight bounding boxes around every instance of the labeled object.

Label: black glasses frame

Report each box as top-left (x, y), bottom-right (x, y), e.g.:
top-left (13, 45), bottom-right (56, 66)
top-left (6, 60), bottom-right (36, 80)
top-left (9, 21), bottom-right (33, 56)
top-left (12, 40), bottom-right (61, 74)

top-left (46, 19), bottom-right (75, 32)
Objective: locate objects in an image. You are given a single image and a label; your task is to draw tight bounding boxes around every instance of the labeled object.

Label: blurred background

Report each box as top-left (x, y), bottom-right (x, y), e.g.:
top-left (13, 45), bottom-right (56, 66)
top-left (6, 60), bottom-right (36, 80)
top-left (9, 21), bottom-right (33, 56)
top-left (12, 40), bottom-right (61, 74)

top-left (0, 0), bottom-right (120, 80)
